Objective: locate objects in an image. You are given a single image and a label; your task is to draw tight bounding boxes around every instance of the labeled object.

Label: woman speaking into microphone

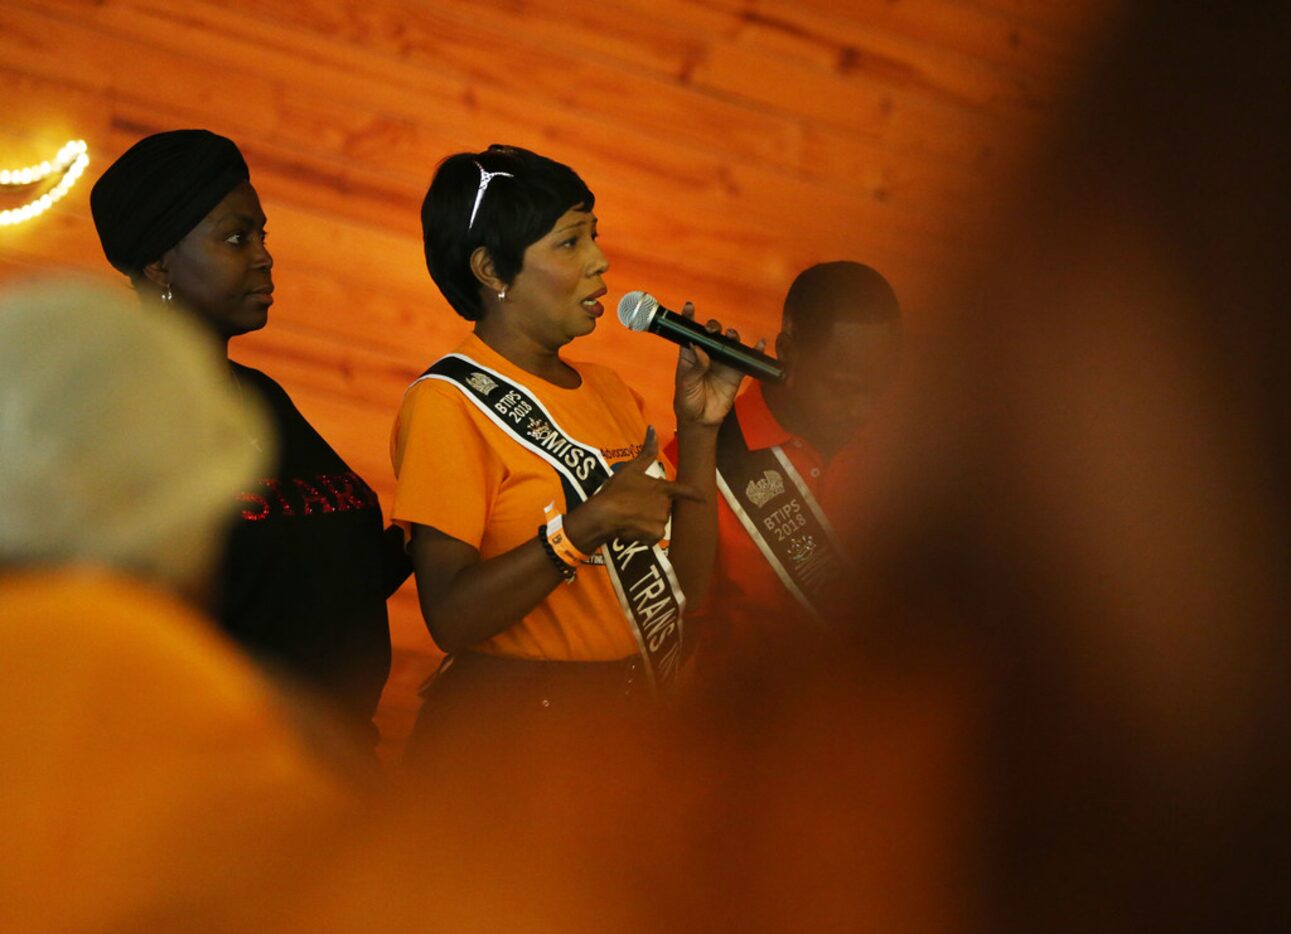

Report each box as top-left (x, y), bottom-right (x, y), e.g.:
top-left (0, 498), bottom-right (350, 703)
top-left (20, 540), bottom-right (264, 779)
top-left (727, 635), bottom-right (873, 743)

top-left (392, 145), bottom-right (743, 759)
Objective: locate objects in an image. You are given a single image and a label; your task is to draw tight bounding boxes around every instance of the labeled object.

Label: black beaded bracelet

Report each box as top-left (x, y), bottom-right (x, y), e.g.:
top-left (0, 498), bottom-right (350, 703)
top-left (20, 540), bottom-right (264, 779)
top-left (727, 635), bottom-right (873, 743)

top-left (538, 524), bottom-right (577, 581)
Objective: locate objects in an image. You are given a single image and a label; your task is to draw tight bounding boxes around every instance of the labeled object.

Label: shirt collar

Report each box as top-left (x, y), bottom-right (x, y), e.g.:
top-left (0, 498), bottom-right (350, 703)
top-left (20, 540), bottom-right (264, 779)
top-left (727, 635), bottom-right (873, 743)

top-left (735, 379), bottom-right (797, 451)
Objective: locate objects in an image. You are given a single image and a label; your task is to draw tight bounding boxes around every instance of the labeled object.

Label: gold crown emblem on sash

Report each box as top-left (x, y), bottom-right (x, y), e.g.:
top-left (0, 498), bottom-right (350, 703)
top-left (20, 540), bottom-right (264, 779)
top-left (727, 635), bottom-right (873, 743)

top-left (526, 417), bottom-right (556, 442)
top-left (786, 534), bottom-right (817, 565)
top-left (465, 371), bottom-right (498, 395)
top-left (746, 469), bottom-right (785, 508)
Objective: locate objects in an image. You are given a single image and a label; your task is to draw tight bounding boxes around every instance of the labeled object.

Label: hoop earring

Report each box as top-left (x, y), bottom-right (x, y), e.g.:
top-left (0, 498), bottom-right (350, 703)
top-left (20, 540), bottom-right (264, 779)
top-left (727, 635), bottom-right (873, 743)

top-left (497, 289), bottom-right (507, 302)
top-left (160, 284), bottom-right (173, 305)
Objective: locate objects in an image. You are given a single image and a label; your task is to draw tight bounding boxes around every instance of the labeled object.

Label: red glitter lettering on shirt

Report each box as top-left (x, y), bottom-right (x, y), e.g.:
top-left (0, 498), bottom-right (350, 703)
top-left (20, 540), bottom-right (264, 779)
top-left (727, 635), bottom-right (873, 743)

top-left (237, 490), bottom-right (271, 521)
top-left (319, 473), bottom-right (367, 512)
top-left (238, 472), bottom-right (378, 521)
top-left (294, 478), bottom-right (335, 516)
top-left (262, 478), bottom-right (296, 517)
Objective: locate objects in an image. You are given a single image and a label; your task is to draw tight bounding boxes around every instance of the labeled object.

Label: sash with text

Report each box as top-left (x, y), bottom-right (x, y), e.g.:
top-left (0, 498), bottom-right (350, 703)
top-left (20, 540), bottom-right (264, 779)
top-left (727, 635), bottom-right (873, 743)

top-left (714, 414), bottom-right (846, 625)
top-left (412, 354), bottom-right (686, 686)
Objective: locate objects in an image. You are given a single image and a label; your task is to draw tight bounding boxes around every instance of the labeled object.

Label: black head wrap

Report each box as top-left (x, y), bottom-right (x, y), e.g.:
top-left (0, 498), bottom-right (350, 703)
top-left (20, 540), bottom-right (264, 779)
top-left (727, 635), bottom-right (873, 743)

top-left (90, 129), bottom-right (249, 276)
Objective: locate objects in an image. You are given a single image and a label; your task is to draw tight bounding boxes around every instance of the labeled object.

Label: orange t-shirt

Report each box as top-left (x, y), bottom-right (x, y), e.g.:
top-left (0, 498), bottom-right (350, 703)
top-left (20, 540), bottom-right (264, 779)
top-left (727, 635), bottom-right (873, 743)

top-left (0, 569), bottom-right (345, 932)
top-left (391, 333), bottom-right (668, 661)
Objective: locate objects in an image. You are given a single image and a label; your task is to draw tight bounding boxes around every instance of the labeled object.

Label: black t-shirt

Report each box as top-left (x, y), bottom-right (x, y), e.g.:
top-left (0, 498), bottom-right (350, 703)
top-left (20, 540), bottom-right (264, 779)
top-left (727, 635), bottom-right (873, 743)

top-left (220, 363), bottom-right (394, 740)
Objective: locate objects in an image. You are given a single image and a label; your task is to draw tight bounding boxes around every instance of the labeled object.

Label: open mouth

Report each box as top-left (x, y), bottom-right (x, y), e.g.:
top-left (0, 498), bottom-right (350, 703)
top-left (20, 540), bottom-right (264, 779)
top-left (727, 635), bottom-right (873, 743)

top-left (580, 287), bottom-right (607, 316)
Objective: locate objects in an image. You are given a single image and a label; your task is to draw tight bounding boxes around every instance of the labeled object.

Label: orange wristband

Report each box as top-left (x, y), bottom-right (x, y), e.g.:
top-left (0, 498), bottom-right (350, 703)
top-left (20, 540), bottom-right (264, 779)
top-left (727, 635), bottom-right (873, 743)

top-left (546, 511), bottom-right (591, 565)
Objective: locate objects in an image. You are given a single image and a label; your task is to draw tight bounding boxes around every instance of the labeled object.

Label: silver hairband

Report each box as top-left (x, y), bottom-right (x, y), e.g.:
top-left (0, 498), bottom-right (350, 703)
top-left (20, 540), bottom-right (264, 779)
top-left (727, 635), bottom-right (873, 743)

top-left (468, 160), bottom-right (514, 230)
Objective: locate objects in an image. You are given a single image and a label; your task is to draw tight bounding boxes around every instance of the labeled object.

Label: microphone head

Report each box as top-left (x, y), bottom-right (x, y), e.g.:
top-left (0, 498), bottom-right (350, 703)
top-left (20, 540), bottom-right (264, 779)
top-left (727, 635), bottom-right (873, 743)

top-left (617, 291), bottom-right (659, 332)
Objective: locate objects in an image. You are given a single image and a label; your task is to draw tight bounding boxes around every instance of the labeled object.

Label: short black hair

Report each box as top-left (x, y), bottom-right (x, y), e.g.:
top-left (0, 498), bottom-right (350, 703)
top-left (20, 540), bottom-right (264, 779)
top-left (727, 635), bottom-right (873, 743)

top-left (783, 261), bottom-right (900, 347)
top-left (420, 145), bottom-right (596, 321)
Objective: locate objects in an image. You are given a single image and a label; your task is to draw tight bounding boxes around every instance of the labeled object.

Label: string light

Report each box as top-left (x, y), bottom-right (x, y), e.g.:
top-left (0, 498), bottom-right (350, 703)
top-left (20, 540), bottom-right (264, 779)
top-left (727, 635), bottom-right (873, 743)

top-left (0, 140), bottom-right (90, 227)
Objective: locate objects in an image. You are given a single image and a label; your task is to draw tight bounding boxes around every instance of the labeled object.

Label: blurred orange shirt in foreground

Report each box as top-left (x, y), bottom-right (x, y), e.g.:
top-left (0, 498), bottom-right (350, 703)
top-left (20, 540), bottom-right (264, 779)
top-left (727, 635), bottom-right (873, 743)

top-left (0, 570), bottom-right (346, 932)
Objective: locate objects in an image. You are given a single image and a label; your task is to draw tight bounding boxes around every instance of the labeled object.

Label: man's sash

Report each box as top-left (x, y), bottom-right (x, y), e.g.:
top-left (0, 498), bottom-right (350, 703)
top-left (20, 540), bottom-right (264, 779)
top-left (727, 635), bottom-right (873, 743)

top-left (412, 354), bottom-right (685, 686)
top-left (714, 414), bottom-right (846, 626)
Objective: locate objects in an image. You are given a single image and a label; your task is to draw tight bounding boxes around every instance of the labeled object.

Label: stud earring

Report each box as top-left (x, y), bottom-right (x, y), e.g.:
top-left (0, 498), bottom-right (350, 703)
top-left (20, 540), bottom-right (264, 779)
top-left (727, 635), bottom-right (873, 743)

top-left (160, 284), bottom-right (173, 304)
top-left (497, 289), bottom-right (507, 302)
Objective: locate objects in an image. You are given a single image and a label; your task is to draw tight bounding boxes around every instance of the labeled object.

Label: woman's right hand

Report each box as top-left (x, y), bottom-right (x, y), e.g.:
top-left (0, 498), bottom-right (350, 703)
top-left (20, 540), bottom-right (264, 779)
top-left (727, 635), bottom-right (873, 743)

top-left (563, 427), bottom-right (703, 551)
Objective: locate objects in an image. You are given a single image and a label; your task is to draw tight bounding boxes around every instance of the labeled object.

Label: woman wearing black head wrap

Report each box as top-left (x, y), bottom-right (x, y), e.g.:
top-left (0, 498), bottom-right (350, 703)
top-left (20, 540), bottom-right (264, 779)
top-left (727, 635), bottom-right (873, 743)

top-left (91, 129), bottom-right (407, 751)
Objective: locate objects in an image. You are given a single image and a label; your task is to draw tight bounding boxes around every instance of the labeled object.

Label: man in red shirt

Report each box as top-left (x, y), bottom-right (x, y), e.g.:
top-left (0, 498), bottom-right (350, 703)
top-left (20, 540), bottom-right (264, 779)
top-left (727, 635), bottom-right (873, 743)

top-left (669, 262), bottom-right (901, 672)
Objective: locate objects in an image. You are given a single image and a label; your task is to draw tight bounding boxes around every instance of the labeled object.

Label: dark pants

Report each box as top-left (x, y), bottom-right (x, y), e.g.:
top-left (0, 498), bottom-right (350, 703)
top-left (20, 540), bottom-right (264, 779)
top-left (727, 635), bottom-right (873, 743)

top-left (404, 652), bottom-right (656, 774)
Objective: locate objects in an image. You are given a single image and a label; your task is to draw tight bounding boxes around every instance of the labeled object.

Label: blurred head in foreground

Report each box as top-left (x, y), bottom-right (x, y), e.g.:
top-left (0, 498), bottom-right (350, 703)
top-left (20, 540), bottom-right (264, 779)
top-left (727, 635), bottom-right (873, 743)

top-left (0, 279), bottom-right (271, 599)
top-left (849, 1), bottom-right (1291, 928)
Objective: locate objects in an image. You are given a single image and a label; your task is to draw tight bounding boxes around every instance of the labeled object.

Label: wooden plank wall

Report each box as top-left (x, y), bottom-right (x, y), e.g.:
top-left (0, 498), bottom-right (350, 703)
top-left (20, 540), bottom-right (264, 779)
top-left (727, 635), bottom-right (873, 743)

top-left (0, 0), bottom-right (1116, 759)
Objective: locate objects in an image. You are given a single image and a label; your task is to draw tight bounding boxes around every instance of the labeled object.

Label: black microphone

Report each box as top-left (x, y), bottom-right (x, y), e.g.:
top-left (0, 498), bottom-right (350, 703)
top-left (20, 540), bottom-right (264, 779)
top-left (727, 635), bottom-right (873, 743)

top-left (617, 291), bottom-right (785, 383)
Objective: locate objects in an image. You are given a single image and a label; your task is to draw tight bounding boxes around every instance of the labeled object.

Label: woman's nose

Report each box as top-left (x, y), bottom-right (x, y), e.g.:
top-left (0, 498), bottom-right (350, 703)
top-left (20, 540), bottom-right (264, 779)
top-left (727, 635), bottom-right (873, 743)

top-left (588, 241), bottom-right (609, 276)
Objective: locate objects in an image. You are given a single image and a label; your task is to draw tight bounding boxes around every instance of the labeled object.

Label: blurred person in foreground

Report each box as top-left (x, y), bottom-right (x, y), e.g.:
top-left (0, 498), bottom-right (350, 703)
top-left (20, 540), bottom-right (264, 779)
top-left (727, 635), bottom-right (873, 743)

top-left (665, 260), bottom-right (900, 673)
top-left (0, 282), bottom-right (349, 932)
top-left (842, 0), bottom-right (1291, 928)
top-left (265, 2), bottom-right (1288, 931)
top-left (90, 130), bottom-right (408, 751)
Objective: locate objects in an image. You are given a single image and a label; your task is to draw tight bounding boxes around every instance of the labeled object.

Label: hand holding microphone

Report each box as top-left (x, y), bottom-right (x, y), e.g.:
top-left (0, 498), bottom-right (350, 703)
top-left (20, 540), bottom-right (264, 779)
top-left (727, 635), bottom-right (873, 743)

top-left (617, 291), bottom-right (784, 383)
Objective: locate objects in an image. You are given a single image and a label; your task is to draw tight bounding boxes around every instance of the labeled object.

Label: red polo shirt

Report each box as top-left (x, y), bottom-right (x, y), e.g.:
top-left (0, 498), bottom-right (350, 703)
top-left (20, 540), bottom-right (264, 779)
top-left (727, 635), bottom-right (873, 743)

top-left (667, 381), bottom-right (866, 673)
